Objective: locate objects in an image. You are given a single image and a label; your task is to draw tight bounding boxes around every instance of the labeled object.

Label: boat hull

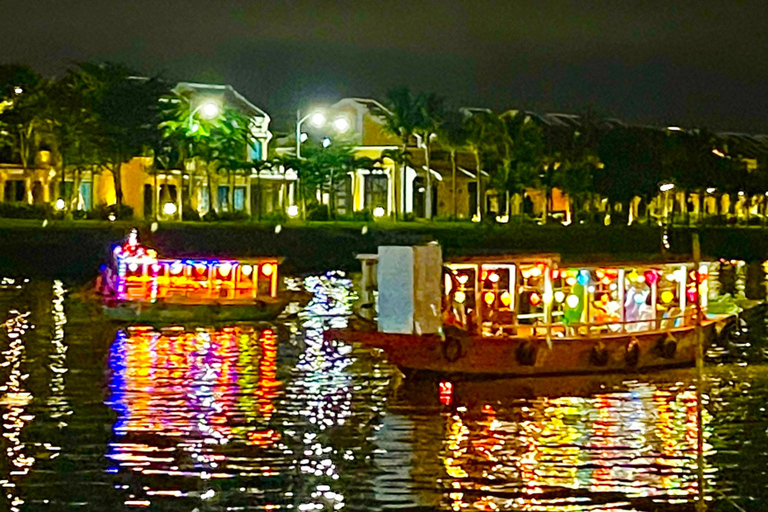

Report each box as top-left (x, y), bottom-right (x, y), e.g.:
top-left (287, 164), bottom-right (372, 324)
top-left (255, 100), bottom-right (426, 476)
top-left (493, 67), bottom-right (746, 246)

top-left (102, 299), bottom-right (291, 324)
top-left (327, 317), bottom-right (734, 378)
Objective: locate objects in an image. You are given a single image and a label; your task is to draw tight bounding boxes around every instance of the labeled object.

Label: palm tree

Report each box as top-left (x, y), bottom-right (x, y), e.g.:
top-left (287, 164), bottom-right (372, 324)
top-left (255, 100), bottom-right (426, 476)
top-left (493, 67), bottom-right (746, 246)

top-left (370, 88), bottom-right (424, 221)
top-left (493, 111), bottom-right (543, 220)
top-left (464, 110), bottom-right (502, 221)
top-left (437, 110), bottom-right (469, 220)
top-left (414, 93), bottom-right (444, 220)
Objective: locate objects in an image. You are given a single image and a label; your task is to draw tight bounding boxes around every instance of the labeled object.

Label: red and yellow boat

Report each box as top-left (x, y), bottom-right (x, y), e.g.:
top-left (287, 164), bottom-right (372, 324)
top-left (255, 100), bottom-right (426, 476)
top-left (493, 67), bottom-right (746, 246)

top-left (97, 229), bottom-right (304, 323)
top-left (327, 245), bottom-right (738, 378)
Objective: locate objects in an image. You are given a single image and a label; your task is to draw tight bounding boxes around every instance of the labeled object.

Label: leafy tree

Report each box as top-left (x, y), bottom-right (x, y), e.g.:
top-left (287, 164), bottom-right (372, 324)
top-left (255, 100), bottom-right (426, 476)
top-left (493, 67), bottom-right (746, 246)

top-left (299, 141), bottom-right (380, 219)
top-left (0, 65), bottom-right (48, 203)
top-left (596, 127), bottom-right (665, 225)
top-left (77, 62), bottom-right (168, 210)
top-left (46, 71), bottom-right (101, 211)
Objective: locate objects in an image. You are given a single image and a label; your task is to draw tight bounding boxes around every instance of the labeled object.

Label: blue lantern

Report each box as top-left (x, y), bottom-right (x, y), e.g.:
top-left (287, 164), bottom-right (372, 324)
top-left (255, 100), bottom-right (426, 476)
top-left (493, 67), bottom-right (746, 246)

top-left (577, 270), bottom-right (590, 286)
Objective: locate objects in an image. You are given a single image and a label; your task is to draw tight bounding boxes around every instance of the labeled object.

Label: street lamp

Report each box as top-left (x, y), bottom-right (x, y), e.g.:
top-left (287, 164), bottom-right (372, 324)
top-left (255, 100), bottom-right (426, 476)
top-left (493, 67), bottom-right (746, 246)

top-left (189, 99), bottom-right (221, 132)
top-left (295, 109), bottom-right (327, 159)
top-left (332, 117), bottom-right (350, 133)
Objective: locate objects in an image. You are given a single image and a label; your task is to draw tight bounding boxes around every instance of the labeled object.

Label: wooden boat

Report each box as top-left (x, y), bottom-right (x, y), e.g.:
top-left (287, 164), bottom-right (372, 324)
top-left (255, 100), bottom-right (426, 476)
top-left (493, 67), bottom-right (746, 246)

top-left (96, 229), bottom-right (308, 323)
top-left (326, 245), bottom-right (738, 378)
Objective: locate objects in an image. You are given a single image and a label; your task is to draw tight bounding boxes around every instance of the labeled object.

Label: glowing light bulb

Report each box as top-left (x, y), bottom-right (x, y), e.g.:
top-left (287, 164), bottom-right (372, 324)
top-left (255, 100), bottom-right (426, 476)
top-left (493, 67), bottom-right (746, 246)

top-left (554, 291), bottom-right (565, 303)
top-left (566, 294), bottom-right (580, 308)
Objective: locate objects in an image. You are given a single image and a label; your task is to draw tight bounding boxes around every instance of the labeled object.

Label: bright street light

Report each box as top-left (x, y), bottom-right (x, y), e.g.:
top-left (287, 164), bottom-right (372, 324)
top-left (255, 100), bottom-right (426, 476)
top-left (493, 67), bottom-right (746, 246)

top-left (199, 101), bottom-right (220, 120)
top-left (333, 117), bottom-right (350, 133)
top-left (309, 111), bottom-right (327, 128)
top-left (659, 183), bottom-right (675, 192)
top-left (163, 202), bottom-right (178, 216)
top-left (322, 137), bottom-right (332, 148)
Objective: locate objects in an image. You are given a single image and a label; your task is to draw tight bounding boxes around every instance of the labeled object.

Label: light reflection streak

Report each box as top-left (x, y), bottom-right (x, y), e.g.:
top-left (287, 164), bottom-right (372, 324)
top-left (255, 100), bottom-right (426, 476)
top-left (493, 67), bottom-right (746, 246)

top-left (0, 307), bottom-right (33, 512)
top-left (429, 381), bottom-right (715, 511)
top-left (105, 324), bottom-right (283, 505)
top-left (48, 280), bottom-right (71, 424)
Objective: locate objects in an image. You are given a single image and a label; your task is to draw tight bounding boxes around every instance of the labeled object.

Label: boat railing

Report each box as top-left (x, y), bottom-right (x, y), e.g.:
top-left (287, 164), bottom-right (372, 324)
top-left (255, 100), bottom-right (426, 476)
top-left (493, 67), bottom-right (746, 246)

top-left (547, 311), bottom-right (702, 338)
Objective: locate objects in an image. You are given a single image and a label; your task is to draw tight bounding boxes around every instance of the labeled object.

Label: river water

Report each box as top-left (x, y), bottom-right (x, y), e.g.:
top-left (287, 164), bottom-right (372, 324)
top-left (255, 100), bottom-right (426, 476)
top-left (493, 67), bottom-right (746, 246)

top-left (0, 273), bottom-right (766, 511)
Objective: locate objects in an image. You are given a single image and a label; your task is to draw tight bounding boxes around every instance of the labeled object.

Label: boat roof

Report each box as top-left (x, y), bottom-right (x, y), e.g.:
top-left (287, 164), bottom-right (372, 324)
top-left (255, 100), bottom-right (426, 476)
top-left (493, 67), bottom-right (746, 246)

top-left (446, 253), bottom-right (561, 265)
top-left (357, 251), bottom-right (707, 268)
top-left (155, 255), bottom-right (285, 264)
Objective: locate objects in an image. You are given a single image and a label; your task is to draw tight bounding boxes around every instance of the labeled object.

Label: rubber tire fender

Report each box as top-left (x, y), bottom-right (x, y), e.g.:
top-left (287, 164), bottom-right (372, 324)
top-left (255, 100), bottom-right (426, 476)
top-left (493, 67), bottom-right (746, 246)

top-left (590, 341), bottom-right (610, 367)
top-left (442, 337), bottom-right (463, 363)
top-left (661, 334), bottom-right (677, 359)
top-left (625, 338), bottom-right (640, 367)
top-left (515, 340), bottom-right (538, 366)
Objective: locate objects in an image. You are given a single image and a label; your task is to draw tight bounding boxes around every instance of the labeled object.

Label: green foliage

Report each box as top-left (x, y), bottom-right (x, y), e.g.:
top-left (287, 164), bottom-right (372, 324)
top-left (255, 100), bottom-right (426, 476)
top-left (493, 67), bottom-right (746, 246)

top-left (0, 202), bottom-right (53, 219)
top-left (87, 202), bottom-right (133, 220)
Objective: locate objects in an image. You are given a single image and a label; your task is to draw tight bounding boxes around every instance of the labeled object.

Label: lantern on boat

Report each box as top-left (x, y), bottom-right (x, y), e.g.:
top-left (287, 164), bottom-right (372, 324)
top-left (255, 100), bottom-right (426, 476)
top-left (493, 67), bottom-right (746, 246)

top-left (218, 262), bottom-right (233, 279)
top-left (660, 290), bottom-right (675, 304)
top-left (483, 291), bottom-right (496, 306)
top-left (241, 264), bottom-right (253, 277)
top-left (644, 269), bottom-right (659, 285)
top-left (261, 263), bottom-right (275, 277)
top-left (170, 261), bottom-right (183, 275)
top-left (554, 291), bottom-right (566, 303)
top-left (529, 292), bottom-right (542, 306)
top-left (500, 291), bottom-right (512, 307)
top-left (577, 270), bottom-right (590, 286)
top-left (565, 294), bottom-right (580, 308)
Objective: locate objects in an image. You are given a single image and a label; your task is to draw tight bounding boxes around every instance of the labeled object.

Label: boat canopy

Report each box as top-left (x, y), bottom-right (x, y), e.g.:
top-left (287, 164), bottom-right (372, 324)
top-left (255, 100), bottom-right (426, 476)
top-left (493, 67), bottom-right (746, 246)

top-left (443, 257), bottom-right (711, 339)
top-left (107, 229), bottom-right (282, 304)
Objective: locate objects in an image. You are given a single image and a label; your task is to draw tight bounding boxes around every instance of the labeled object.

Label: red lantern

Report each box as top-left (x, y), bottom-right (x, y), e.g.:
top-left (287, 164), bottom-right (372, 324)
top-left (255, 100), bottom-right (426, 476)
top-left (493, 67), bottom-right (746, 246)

top-left (644, 270), bottom-right (659, 285)
top-left (530, 292), bottom-right (542, 306)
top-left (687, 287), bottom-right (698, 303)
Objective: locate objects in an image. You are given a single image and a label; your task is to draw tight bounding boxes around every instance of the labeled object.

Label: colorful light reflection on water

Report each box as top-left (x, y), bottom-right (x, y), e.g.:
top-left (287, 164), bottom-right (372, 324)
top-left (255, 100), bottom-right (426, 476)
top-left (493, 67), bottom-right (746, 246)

top-left (0, 274), bottom-right (767, 510)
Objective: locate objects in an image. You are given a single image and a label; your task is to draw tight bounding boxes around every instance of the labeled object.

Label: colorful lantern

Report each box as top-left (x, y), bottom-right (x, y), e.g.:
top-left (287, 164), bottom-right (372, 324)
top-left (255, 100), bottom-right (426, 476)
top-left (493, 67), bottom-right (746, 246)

top-left (566, 294), bottom-right (580, 308)
top-left (644, 270), bottom-right (659, 285)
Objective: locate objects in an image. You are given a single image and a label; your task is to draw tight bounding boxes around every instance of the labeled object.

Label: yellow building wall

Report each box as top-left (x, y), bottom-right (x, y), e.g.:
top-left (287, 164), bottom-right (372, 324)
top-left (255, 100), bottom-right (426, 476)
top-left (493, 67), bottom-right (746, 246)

top-left (93, 157), bottom-right (151, 217)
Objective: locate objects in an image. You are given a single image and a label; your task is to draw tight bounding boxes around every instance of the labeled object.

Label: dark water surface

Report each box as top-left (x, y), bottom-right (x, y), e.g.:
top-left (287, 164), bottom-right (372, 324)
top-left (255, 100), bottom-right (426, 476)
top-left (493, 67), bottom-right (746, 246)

top-left (0, 275), bottom-right (766, 511)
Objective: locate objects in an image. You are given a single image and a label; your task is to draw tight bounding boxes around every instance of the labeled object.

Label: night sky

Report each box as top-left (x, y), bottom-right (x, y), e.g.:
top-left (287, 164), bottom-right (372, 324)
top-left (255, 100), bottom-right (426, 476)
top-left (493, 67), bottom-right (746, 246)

top-left (2, 1), bottom-right (767, 133)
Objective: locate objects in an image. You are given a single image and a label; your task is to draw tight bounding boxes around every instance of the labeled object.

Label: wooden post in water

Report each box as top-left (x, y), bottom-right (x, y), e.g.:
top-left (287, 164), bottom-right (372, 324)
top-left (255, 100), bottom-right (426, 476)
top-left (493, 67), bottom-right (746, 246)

top-left (693, 232), bottom-right (706, 512)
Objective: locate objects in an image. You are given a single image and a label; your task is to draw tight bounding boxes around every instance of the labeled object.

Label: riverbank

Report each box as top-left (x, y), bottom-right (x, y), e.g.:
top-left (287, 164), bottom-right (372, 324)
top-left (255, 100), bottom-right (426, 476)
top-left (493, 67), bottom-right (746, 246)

top-left (0, 218), bottom-right (766, 280)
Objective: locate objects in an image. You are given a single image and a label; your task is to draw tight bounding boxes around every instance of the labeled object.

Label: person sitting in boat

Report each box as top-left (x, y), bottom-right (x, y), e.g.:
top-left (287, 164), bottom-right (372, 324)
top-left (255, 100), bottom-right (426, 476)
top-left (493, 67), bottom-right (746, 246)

top-left (442, 271), bottom-right (468, 330)
top-left (625, 286), bottom-right (654, 332)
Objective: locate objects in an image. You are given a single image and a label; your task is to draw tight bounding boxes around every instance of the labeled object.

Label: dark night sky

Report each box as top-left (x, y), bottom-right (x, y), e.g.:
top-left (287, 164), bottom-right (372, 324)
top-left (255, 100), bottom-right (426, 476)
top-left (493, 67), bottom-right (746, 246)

top-left (2, 0), bottom-right (767, 132)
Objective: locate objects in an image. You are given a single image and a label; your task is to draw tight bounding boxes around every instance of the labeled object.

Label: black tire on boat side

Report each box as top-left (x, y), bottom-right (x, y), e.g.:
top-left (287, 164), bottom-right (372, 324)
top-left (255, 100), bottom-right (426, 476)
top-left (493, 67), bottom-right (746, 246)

top-left (515, 340), bottom-right (538, 366)
top-left (625, 338), bottom-right (640, 367)
top-left (662, 334), bottom-right (677, 359)
top-left (442, 337), bottom-right (463, 363)
top-left (590, 341), bottom-right (609, 367)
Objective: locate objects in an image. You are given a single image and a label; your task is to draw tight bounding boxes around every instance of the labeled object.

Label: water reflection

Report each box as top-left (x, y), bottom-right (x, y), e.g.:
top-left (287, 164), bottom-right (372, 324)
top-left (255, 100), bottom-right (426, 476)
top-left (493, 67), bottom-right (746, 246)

top-left (106, 325), bottom-right (284, 504)
top-left (394, 375), bottom-right (718, 511)
top-left (0, 274), bottom-right (766, 510)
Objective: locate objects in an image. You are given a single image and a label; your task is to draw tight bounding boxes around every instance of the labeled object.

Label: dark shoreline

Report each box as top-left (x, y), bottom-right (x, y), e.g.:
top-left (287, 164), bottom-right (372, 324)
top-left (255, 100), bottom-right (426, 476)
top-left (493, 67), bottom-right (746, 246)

top-left (0, 221), bottom-right (765, 282)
